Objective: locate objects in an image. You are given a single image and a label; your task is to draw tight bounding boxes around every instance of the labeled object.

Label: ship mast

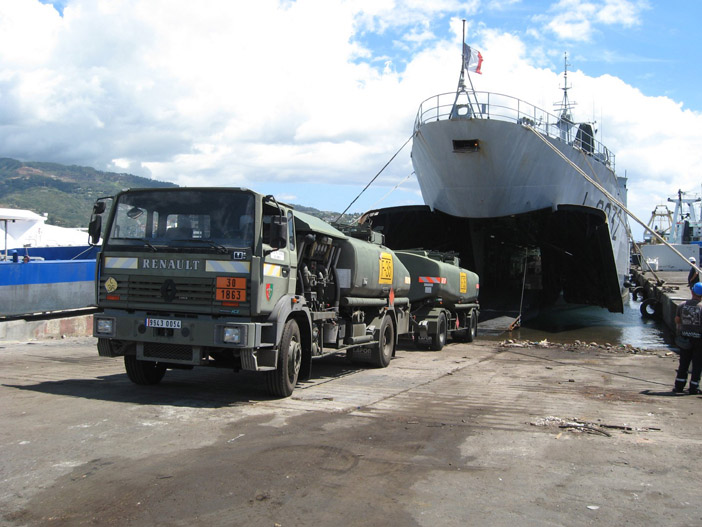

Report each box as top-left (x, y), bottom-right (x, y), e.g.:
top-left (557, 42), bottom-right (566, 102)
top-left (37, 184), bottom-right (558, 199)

top-left (555, 52), bottom-right (575, 141)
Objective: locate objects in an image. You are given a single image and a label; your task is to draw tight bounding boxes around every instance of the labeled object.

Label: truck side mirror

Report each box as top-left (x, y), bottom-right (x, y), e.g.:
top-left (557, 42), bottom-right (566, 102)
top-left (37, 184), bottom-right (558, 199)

top-left (93, 201), bottom-right (107, 215)
top-left (88, 215), bottom-right (102, 245)
top-left (269, 216), bottom-right (288, 250)
top-left (88, 199), bottom-right (110, 245)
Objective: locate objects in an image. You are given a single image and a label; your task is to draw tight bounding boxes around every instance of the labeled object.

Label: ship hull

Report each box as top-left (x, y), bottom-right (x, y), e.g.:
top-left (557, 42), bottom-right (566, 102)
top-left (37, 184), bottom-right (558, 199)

top-left (414, 119), bottom-right (622, 216)
top-left (367, 117), bottom-right (629, 314)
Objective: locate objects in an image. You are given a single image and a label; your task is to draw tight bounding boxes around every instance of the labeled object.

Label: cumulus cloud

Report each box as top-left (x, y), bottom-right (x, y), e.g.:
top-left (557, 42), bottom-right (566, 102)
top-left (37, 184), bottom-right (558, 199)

top-left (536, 0), bottom-right (649, 41)
top-left (0, 0), bottom-right (697, 238)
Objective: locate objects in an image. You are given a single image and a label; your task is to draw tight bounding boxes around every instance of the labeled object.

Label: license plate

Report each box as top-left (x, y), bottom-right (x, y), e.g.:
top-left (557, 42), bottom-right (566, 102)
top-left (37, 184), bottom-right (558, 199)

top-left (145, 318), bottom-right (182, 329)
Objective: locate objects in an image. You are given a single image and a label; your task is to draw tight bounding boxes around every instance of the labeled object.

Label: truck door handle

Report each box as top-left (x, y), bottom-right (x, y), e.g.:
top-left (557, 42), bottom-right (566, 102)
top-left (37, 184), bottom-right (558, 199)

top-left (282, 266), bottom-right (289, 277)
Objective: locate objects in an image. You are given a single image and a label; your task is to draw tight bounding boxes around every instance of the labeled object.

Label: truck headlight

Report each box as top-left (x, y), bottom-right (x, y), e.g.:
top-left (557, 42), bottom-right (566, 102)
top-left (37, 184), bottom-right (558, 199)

top-left (95, 318), bottom-right (114, 335)
top-left (223, 326), bottom-right (245, 344)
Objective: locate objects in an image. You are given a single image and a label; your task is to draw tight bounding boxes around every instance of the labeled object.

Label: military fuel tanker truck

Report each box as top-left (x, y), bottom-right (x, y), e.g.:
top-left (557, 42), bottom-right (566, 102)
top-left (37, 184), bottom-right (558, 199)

top-left (395, 250), bottom-right (480, 351)
top-left (88, 187), bottom-right (416, 397)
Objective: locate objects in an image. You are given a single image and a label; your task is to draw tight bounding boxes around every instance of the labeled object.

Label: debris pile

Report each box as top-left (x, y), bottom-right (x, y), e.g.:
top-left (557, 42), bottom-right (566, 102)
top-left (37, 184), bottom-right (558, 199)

top-left (499, 338), bottom-right (653, 354)
top-left (530, 416), bottom-right (660, 437)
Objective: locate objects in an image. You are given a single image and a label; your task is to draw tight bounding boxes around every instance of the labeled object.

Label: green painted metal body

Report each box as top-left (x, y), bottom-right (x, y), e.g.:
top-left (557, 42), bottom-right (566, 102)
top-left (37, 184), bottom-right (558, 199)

top-left (395, 249), bottom-right (479, 306)
top-left (335, 237), bottom-right (411, 300)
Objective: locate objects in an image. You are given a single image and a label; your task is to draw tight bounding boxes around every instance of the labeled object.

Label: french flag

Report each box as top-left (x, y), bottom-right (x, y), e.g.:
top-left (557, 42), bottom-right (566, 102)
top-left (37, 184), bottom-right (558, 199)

top-left (463, 44), bottom-right (483, 75)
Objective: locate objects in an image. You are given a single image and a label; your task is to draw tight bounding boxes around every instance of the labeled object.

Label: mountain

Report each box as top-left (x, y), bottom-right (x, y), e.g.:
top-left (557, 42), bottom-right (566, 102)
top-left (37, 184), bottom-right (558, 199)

top-left (0, 158), bottom-right (360, 227)
top-left (292, 203), bottom-right (361, 226)
top-left (0, 158), bottom-right (176, 228)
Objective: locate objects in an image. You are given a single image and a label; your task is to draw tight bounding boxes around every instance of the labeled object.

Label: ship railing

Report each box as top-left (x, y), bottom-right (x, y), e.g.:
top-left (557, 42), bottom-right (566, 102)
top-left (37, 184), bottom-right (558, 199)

top-left (414, 90), bottom-right (615, 171)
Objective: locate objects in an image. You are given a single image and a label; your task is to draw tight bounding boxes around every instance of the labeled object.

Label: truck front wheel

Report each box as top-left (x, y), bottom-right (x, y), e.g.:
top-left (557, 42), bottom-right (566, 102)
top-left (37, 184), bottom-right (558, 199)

top-left (267, 319), bottom-right (302, 397)
top-left (124, 356), bottom-right (167, 385)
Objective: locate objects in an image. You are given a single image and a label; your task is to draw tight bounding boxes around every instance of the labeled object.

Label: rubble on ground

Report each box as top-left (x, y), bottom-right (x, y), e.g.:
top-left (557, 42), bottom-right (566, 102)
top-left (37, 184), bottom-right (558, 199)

top-left (498, 338), bottom-right (661, 355)
top-left (529, 415), bottom-right (660, 436)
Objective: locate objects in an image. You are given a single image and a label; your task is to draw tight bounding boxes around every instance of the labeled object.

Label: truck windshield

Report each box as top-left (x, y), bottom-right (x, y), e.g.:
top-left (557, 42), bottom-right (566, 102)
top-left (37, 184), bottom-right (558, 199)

top-left (105, 190), bottom-right (255, 251)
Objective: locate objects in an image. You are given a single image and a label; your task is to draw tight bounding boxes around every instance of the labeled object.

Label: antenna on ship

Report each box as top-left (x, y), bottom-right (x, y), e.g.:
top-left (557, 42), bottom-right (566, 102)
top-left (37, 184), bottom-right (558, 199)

top-left (555, 52), bottom-right (576, 141)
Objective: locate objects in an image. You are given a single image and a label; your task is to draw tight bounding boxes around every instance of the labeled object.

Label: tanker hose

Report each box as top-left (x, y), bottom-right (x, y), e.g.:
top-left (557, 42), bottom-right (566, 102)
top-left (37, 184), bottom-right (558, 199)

top-left (316, 270), bottom-right (325, 300)
top-left (297, 233), bottom-right (316, 266)
top-left (301, 264), bottom-right (313, 291)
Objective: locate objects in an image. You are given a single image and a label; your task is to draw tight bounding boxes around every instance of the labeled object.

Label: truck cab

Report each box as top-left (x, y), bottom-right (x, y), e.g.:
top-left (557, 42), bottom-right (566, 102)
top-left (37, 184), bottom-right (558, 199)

top-left (91, 188), bottom-right (306, 392)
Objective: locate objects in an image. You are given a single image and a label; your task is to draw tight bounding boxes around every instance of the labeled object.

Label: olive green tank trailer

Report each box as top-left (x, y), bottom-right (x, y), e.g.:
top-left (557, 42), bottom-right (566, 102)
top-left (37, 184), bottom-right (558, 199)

top-left (329, 223), bottom-right (412, 363)
top-left (88, 187), bottom-right (411, 398)
top-left (394, 249), bottom-right (480, 351)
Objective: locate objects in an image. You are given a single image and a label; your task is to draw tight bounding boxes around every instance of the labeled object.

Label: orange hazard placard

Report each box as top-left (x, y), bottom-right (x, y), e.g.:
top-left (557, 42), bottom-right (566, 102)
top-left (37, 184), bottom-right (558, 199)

top-left (216, 277), bottom-right (247, 302)
top-left (216, 288), bottom-right (246, 301)
top-left (217, 277), bottom-right (246, 289)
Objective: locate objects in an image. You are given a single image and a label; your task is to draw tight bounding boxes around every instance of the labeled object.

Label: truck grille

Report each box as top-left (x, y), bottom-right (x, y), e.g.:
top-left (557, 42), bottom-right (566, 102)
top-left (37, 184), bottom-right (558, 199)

top-left (143, 343), bottom-right (194, 362)
top-left (100, 275), bottom-right (215, 307)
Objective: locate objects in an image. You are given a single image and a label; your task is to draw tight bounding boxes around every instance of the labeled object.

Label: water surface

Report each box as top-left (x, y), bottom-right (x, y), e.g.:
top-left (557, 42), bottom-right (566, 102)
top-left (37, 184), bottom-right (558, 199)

top-left (484, 297), bottom-right (672, 350)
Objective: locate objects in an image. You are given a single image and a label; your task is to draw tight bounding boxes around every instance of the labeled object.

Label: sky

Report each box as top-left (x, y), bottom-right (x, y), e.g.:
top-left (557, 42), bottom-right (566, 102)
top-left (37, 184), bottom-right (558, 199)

top-left (1, 0), bottom-right (700, 241)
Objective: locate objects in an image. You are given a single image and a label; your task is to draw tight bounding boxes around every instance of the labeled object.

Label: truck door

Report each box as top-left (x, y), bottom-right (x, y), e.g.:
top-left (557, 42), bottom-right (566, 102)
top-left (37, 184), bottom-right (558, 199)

top-left (260, 208), bottom-right (296, 312)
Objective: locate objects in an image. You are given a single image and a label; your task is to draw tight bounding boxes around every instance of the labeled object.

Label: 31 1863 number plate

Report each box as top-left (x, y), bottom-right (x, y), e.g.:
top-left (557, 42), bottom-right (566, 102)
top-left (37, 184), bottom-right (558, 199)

top-left (145, 318), bottom-right (182, 329)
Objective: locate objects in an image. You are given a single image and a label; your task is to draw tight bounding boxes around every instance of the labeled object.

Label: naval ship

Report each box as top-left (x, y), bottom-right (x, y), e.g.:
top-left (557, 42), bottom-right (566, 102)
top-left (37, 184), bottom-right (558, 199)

top-left (363, 50), bottom-right (629, 314)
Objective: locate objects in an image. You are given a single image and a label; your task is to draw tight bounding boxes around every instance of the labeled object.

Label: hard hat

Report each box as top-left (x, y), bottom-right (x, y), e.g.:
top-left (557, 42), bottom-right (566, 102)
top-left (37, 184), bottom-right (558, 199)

top-left (693, 282), bottom-right (702, 296)
top-left (690, 257), bottom-right (697, 263)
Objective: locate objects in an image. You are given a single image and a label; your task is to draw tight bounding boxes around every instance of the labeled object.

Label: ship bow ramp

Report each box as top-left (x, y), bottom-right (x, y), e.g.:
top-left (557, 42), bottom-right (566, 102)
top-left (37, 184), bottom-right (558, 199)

top-left (361, 204), bottom-right (624, 313)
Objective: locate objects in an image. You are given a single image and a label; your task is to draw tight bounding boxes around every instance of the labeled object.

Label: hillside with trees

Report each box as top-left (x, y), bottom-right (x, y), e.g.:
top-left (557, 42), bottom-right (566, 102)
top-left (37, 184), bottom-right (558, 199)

top-left (0, 158), bottom-right (176, 228)
top-left (0, 158), bottom-right (360, 228)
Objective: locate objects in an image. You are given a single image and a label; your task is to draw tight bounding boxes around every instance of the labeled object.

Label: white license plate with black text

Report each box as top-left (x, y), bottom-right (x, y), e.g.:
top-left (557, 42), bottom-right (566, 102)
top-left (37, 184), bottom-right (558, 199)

top-left (145, 318), bottom-right (182, 329)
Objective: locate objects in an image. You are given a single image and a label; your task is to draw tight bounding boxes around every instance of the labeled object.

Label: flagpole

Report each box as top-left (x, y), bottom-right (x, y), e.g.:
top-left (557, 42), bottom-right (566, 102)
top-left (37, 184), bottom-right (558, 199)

top-left (461, 19), bottom-right (466, 73)
top-left (457, 19), bottom-right (466, 92)
top-left (462, 20), bottom-right (483, 118)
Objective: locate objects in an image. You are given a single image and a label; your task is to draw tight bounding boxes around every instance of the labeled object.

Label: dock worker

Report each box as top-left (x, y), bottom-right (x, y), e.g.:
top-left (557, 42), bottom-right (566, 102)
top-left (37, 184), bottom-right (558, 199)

top-left (673, 281), bottom-right (702, 394)
top-left (687, 257), bottom-right (699, 289)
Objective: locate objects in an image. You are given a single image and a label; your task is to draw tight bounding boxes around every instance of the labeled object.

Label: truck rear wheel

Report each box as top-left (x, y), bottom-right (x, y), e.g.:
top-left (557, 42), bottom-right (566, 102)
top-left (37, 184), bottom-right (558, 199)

top-left (372, 315), bottom-right (395, 368)
top-left (454, 310), bottom-right (478, 342)
top-left (466, 310), bottom-right (478, 342)
top-left (124, 356), bottom-right (167, 385)
top-left (430, 313), bottom-right (447, 351)
top-left (267, 319), bottom-right (302, 397)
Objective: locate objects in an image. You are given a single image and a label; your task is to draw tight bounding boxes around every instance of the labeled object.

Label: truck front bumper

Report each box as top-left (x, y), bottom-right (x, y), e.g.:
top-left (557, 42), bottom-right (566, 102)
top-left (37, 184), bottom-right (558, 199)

top-left (93, 309), bottom-right (278, 371)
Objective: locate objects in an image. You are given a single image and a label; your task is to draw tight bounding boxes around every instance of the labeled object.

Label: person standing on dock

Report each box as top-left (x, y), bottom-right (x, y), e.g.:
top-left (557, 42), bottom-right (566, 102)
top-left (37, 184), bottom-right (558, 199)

top-left (673, 282), bottom-right (702, 394)
top-left (687, 257), bottom-right (699, 289)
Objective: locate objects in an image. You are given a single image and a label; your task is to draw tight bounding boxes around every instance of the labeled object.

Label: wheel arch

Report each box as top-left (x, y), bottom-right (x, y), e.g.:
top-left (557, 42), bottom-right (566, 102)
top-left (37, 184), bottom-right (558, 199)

top-left (267, 295), bottom-right (312, 349)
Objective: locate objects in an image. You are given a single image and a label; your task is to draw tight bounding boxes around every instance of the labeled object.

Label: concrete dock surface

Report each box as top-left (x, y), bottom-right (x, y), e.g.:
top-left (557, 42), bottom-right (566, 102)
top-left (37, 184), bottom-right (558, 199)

top-left (1, 336), bottom-right (700, 526)
top-left (632, 268), bottom-right (696, 332)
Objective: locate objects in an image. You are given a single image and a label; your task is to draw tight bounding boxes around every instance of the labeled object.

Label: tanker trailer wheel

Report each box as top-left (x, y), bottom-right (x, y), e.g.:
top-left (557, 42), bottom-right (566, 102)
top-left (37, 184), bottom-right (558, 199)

top-left (430, 313), bottom-right (447, 351)
top-left (640, 298), bottom-right (662, 320)
top-left (267, 319), bottom-right (302, 397)
top-left (124, 355), bottom-right (167, 385)
top-left (466, 310), bottom-right (478, 342)
top-left (372, 315), bottom-right (395, 368)
top-left (453, 310), bottom-right (477, 342)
